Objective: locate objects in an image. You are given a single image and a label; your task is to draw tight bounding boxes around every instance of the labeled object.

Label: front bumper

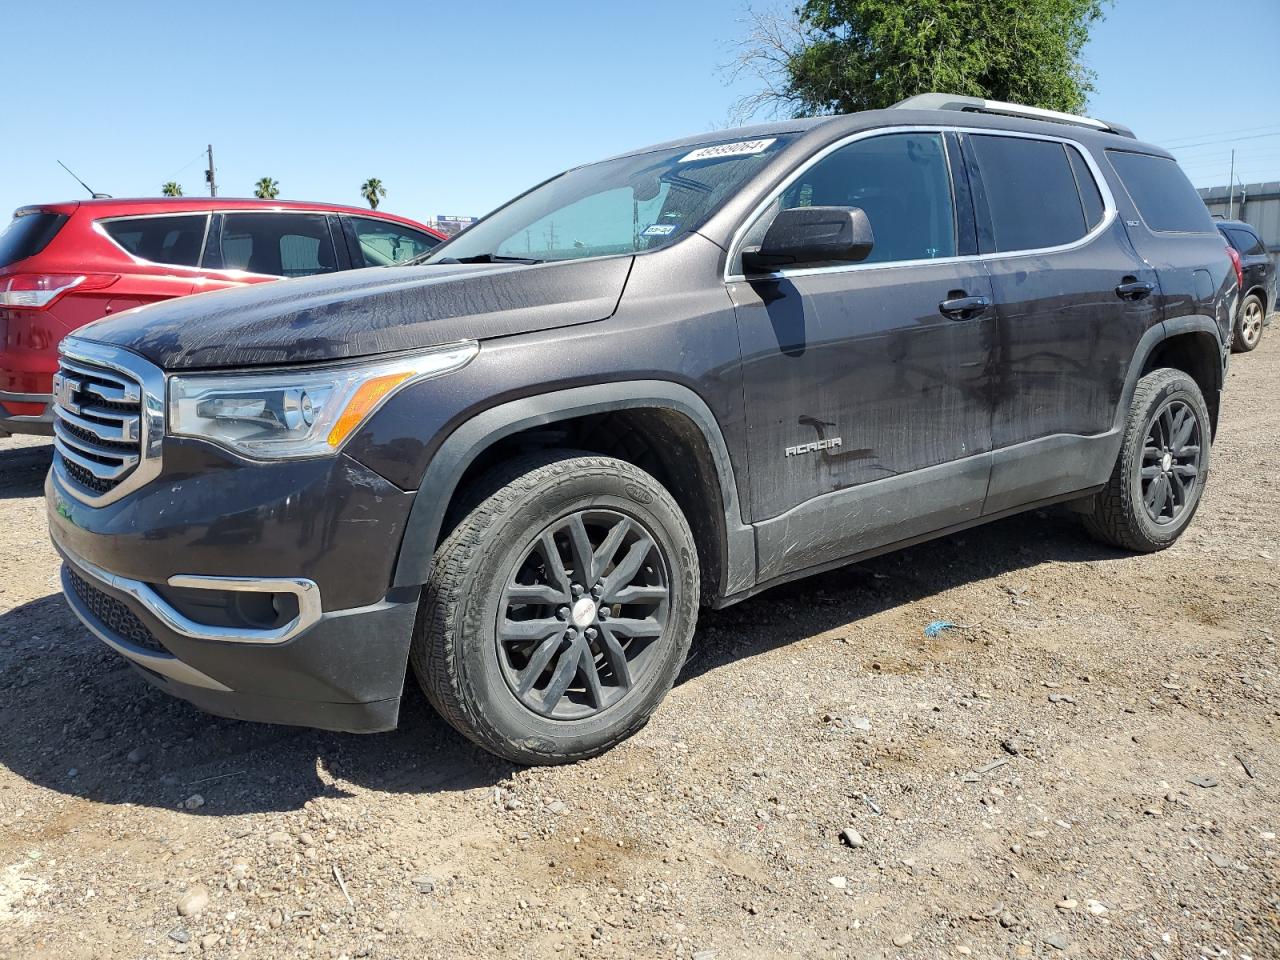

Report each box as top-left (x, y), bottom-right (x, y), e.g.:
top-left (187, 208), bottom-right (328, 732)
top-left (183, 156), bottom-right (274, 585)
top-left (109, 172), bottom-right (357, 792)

top-left (0, 390), bottom-right (54, 436)
top-left (56, 537), bottom-right (420, 733)
top-left (47, 441), bottom-right (424, 733)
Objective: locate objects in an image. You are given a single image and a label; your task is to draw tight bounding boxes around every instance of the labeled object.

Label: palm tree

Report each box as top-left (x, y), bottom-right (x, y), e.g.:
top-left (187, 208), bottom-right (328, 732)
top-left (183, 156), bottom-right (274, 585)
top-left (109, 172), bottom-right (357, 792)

top-left (360, 178), bottom-right (386, 210)
top-left (254, 177), bottom-right (280, 200)
top-left (161, 181), bottom-right (183, 197)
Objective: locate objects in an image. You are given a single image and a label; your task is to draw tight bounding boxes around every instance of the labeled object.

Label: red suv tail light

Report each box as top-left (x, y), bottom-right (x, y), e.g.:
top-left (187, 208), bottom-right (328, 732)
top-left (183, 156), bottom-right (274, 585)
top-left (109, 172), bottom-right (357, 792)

top-left (0, 273), bottom-right (119, 310)
top-left (1225, 244), bottom-right (1243, 290)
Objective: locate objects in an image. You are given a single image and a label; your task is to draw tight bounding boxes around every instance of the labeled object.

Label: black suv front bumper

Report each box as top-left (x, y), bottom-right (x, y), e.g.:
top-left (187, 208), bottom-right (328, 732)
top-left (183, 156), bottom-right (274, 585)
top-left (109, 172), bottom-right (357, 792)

top-left (47, 440), bottom-right (422, 733)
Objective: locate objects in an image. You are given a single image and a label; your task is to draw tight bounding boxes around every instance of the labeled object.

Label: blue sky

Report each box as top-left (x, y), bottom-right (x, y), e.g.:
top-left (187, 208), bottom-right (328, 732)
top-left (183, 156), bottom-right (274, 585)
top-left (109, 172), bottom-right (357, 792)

top-left (3, 0), bottom-right (1276, 225)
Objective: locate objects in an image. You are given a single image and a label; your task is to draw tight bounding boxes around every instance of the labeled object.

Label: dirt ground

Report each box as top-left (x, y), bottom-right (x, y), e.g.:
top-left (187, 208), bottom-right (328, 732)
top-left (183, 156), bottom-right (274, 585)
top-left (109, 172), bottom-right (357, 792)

top-left (1, 338), bottom-right (1277, 960)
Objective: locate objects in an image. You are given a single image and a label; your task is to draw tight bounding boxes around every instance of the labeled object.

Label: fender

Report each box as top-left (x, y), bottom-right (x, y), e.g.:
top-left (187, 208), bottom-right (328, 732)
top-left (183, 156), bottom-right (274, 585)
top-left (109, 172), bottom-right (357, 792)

top-left (391, 380), bottom-right (757, 597)
top-left (1114, 314), bottom-right (1226, 434)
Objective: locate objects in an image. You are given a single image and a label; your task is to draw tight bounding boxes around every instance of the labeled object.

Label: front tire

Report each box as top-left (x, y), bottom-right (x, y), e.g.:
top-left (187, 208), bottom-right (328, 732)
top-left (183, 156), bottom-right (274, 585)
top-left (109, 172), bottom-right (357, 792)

top-left (411, 451), bottom-right (699, 765)
top-left (1083, 368), bottom-right (1211, 552)
top-left (1232, 293), bottom-right (1265, 353)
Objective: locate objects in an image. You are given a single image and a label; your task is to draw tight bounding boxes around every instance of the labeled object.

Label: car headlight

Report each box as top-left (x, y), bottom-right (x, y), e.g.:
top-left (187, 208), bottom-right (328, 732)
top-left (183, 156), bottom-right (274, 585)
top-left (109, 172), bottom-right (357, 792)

top-left (168, 341), bottom-right (478, 459)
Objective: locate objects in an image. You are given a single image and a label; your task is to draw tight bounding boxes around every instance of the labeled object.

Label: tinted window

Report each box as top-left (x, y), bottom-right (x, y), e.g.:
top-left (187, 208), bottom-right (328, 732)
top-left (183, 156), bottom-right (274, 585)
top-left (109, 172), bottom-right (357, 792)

top-left (219, 213), bottom-right (338, 277)
top-left (102, 215), bottom-right (207, 267)
top-left (0, 212), bottom-right (68, 268)
top-left (349, 217), bottom-right (439, 266)
top-left (1227, 227), bottom-right (1265, 257)
top-left (744, 132), bottom-right (956, 267)
top-left (1067, 148), bottom-right (1105, 229)
top-left (971, 136), bottom-right (1088, 252)
top-left (1107, 151), bottom-right (1215, 234)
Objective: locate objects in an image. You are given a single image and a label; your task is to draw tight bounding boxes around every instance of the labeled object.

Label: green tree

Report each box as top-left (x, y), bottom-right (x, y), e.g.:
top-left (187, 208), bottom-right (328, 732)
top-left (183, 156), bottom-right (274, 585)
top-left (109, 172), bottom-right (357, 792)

top-left (254, 177), bottom-right (280, 200)
top-left (360, 178), bottom-right (386, 210)
top-left (731, 0), bottom-right (1107, 118)
top-left (160, 181), bottom-right (183, 197)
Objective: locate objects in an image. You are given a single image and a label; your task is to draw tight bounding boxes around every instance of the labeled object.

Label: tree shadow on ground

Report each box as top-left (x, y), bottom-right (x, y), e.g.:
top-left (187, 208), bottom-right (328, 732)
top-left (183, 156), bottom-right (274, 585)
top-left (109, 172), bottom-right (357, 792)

top-left (0, 506), bottom-right (1121, 816)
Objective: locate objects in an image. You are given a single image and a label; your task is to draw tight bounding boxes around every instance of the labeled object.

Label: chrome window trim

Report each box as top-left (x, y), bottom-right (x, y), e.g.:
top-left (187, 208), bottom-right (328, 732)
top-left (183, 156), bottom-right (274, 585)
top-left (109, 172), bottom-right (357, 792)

top-left (92, 212), bottom-right (213, 271)
top-left (53, 337), bottom-right (165, 507)
top-left (724, 124), bottom-right (1118, 283)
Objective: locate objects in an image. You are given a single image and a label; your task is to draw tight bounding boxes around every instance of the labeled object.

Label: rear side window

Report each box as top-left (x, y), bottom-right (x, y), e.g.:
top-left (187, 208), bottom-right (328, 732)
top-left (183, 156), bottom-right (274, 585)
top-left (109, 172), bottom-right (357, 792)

top-left (1067, 149), bottom-right (1105, 229)
top-left (218, 213), bottom-right (338, 278)
top-left (1226, 227), bottom-right (1265, 256)
top-left (102, 215), bottom-right (207, 267)
top-left (970, 136), bottom-right (1093, 252)
top-left (0, 212), bottom-right (68, 268)
top-left (1106, 151), bottom-right (1214, 234)
top-left (348, 217), bottom-right (439, 266)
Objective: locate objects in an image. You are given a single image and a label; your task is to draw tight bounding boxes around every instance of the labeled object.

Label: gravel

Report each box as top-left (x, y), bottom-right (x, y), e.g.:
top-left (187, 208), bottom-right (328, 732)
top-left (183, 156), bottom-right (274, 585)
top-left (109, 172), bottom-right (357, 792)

top-left (0, 339), bottom-right (1278, 957)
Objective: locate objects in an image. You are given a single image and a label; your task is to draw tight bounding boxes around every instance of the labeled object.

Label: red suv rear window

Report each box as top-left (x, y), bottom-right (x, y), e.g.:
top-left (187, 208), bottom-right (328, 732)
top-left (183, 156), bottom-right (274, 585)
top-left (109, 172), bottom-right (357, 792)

top-left (0, 212), bottom-right (68, 268)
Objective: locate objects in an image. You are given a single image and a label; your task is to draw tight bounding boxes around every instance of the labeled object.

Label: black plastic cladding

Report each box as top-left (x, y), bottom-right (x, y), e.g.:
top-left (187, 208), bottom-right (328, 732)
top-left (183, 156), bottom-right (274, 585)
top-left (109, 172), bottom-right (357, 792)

top-left (52, 105), bottom-right (1234, 731)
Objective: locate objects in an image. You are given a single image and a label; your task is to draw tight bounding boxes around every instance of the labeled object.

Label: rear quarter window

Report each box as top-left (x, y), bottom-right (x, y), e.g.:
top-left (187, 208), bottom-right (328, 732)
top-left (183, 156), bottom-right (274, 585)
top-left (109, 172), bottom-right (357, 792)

top-left (0, 212), bottom-right (68, 268)
top-left (1106, 151), bottom-right (1214, 234)
top-left (102, 215), bottom-right (208, 267)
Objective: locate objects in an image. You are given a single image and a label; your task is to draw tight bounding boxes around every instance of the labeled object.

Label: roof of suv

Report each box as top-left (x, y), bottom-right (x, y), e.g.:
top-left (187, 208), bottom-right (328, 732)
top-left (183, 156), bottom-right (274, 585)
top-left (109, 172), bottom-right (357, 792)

top-left (1214, 219), bottom-right (1257, 233)
top-left (15, 197), bottom-right (442, 235)
top-left (609, 105), bottom-right (1162, 166)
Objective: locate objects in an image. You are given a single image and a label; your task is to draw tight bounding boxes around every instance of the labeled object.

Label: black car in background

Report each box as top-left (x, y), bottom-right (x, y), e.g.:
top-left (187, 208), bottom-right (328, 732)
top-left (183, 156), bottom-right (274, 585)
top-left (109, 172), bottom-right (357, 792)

top-left (46, 94), bottom-right (1235, 764)
top-left (1217, 218), bottom-right (1273, 351)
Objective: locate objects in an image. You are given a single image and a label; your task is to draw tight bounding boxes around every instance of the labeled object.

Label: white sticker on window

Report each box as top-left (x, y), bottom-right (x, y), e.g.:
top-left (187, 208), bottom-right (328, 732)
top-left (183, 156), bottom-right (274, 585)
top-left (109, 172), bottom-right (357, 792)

top-left (641, 223), bottom-right (676, 237)
top-left (679, 138), bottom-right (777, 163)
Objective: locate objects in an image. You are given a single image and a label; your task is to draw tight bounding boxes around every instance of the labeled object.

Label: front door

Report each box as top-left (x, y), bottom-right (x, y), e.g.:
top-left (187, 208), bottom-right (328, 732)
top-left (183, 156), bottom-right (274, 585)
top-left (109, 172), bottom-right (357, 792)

top-left (727, 130), bottom-right (995, 584)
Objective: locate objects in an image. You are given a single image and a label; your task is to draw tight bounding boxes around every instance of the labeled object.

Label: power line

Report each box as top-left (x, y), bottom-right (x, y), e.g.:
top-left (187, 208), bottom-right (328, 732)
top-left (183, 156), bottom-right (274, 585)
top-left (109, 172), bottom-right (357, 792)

top-left (1165, 131), bottom-right (1280, 152)
top-left (1158, 122), bottom-right (1280, 147)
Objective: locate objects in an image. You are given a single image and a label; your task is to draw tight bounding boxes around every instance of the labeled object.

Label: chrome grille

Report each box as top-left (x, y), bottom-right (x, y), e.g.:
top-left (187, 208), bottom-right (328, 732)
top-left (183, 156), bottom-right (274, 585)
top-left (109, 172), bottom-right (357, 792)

top-left (52, 357), bottom-right (143, 498)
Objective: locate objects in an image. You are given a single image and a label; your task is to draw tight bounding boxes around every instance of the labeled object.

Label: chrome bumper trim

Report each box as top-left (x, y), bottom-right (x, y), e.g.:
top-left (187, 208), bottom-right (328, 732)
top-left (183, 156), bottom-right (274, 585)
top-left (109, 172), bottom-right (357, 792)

top-left (54, 531), bottom-right (323, 646)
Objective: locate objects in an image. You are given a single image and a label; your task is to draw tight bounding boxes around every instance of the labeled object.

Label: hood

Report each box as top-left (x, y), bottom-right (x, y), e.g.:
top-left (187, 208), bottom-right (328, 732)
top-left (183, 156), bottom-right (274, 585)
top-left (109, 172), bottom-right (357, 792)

top-left (75, 257), bottom-right (634, 370)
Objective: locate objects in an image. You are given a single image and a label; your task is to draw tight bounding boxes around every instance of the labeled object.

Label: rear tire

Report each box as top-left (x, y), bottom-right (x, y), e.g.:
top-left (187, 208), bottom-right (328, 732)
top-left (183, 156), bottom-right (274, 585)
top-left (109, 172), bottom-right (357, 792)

top-left (1083, 368), bottom-right (1211, 552)
top-left (410, 451), bottom-right (699, 765)
top-left (1232, 293), bottom-right (1265, 353)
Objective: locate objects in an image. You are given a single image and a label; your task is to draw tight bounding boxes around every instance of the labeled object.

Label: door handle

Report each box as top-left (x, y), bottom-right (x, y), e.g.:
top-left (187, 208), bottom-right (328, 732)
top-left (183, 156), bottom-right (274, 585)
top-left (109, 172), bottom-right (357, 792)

top-left (1115, 279), bottom-right (1155, 301)
top-left (938, 294), bottom-right (990, 320)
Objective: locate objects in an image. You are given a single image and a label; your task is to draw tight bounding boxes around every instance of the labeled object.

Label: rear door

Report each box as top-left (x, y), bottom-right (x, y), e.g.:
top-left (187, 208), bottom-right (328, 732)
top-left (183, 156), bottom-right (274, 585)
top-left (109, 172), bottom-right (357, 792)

top-left (195, 211), bottom-right (345, 293)
top-left (1225, 226), bottom-right (1270, 296)
top-left (961, 132), bottom-right (1160, 513)
top-left (728, 129), bottom-right (995, 583)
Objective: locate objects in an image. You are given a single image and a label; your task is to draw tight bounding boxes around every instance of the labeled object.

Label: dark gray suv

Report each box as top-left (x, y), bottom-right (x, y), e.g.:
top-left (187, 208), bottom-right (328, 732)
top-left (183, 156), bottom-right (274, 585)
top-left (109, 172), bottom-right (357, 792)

top-left (46, 95), bottom-right (1236, 764)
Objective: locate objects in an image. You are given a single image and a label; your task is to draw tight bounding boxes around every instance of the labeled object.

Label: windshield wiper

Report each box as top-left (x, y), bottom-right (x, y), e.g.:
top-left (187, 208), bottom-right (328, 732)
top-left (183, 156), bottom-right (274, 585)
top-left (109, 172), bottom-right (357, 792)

top-left (435, 253), bottom-right (545, 265)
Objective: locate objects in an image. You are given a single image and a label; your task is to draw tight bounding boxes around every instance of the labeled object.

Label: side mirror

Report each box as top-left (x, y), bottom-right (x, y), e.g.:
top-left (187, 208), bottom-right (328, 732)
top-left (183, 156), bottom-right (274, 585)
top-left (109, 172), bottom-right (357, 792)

top-left (741, 206), bottom-right (875, 274)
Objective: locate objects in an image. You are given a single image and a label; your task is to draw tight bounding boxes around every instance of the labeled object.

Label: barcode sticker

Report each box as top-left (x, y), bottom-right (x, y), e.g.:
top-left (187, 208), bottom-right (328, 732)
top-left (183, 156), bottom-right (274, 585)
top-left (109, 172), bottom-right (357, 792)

top-left (679, 138), bottom-right (777, 163)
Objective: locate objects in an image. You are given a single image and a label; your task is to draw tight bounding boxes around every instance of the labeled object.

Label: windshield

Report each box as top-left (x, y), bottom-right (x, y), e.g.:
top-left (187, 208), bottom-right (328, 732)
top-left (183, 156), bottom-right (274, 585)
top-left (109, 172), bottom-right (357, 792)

top-left (423, 135), bottom-right (795, 265)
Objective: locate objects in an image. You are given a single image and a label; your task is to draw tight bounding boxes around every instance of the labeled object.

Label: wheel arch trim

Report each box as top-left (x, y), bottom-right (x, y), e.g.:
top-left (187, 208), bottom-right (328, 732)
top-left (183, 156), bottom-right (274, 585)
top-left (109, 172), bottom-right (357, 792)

top-left (1119, 316), bottom-right (1226, 434)
top-left (391, 380), bottom-right (756, 597)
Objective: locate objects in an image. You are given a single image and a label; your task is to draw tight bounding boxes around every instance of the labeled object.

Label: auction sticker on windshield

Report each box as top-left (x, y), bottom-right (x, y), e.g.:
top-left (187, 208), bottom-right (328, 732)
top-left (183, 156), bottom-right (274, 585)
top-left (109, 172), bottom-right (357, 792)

top-left (679, 138), bottom-right (777, 163)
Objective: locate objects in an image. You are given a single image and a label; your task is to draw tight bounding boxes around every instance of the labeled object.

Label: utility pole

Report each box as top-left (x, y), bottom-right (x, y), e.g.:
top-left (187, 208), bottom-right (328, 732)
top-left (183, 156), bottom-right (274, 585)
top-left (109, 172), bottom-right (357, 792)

top-left (205, 144), bottom-right (217, 198)
top-left (1227, 149), bottom-right (1235, 219)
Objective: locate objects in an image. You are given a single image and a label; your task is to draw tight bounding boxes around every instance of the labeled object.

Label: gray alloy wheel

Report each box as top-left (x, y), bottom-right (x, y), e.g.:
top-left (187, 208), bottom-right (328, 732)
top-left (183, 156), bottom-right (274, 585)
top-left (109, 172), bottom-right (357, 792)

top-left (1136, 398), bottom-right (1205, 526)
top-left (1233, 293), bottom-right (1265, 353)
top-left (496, 508), bottom-right (671, 720)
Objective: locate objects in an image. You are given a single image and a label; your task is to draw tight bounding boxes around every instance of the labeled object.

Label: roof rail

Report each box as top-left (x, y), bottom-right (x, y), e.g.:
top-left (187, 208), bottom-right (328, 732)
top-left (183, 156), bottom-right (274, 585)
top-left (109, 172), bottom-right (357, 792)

top-left (891, 93), bottom-right (1136, 139)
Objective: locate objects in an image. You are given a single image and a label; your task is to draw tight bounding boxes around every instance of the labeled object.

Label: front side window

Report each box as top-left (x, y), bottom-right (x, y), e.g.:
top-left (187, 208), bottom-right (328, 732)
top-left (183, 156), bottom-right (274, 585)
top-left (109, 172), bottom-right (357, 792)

top-left (102, 215), bottom-right (207, 267)
top-left (218, 213), bottom-right (338, 277)
top-left (1106, 151), bottom-right (1215, 235)
top-left (735, 132), bottom-right (957, 271)
top-left (424, 134), bottom-right (795, 265)
top-left (971, 136), bottom-right (1094, 253)
top-left (349, 217), bottom-right (440, 266)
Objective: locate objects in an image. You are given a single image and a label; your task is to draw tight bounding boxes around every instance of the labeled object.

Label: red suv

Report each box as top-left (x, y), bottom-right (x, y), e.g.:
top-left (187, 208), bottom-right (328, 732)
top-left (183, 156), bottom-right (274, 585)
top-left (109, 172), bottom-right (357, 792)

top-left (0, 198), bottom-right (444, 436)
